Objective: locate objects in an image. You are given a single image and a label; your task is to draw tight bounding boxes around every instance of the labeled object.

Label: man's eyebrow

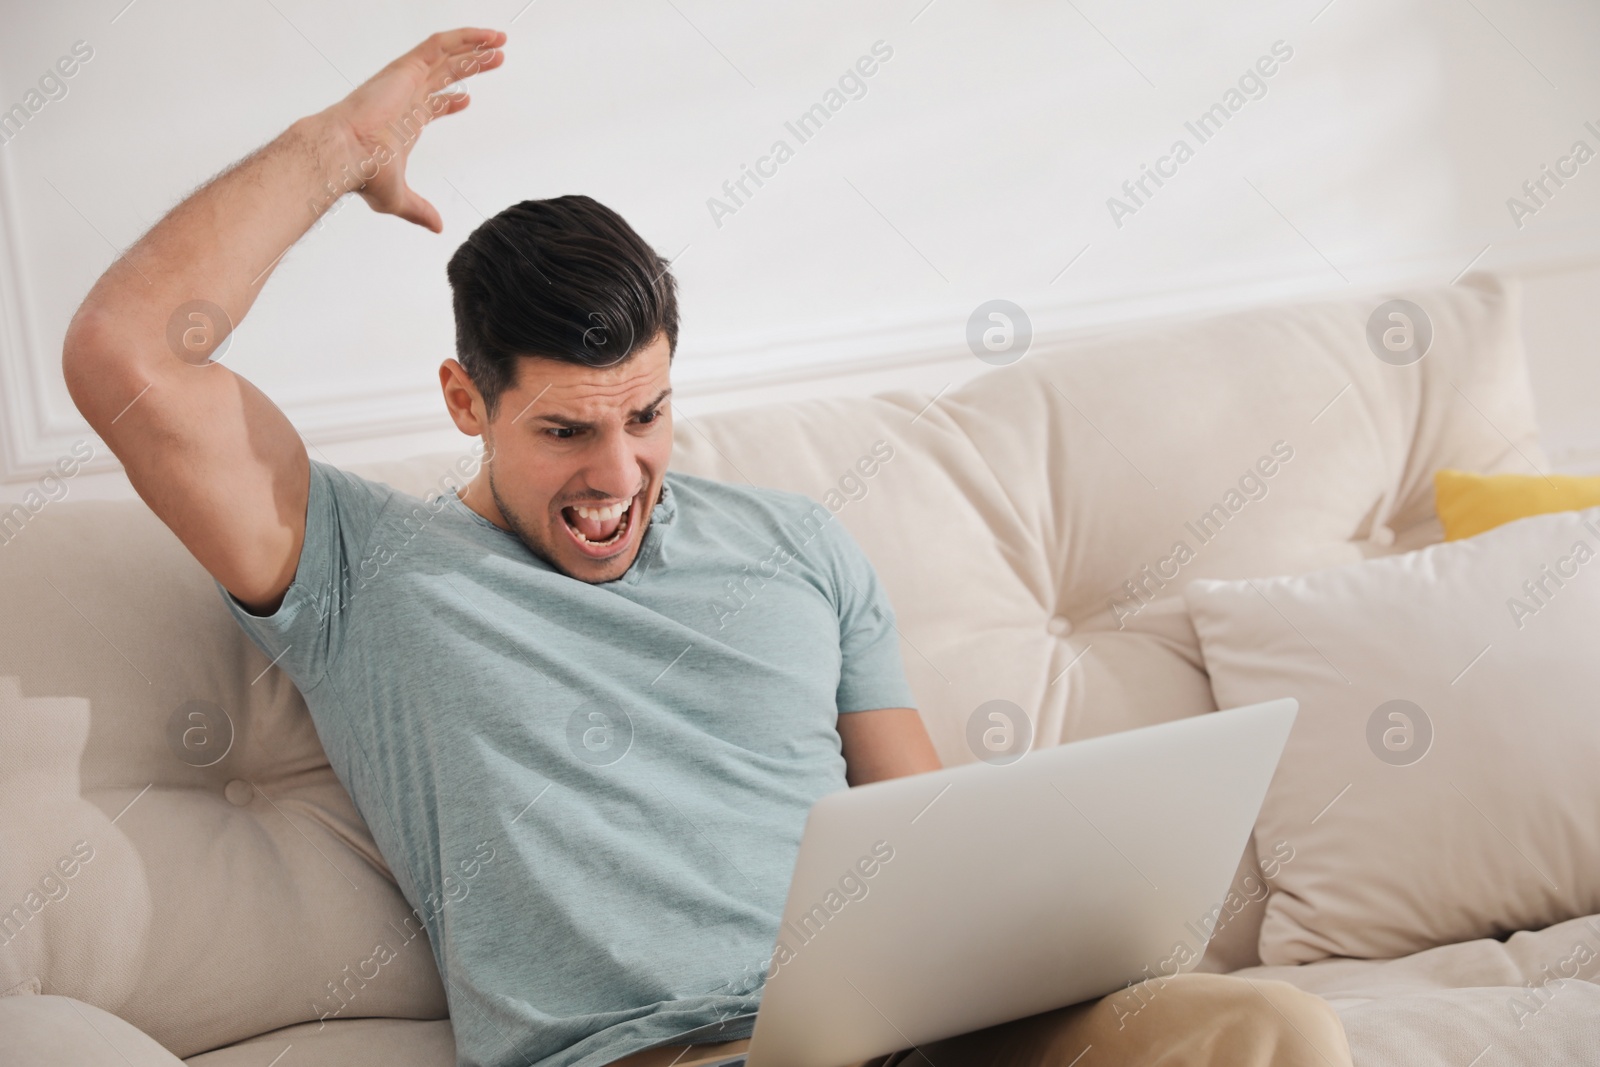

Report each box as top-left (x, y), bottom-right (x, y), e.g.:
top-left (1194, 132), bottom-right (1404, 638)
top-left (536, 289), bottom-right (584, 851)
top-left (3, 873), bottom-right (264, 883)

top-left (532, 388), bottom-right (672, 429)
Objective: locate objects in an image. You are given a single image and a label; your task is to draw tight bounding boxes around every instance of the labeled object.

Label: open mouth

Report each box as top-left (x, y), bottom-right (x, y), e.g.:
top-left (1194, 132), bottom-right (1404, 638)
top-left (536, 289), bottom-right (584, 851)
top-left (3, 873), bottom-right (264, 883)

top-left (559, 489), bottom-right (642, 560)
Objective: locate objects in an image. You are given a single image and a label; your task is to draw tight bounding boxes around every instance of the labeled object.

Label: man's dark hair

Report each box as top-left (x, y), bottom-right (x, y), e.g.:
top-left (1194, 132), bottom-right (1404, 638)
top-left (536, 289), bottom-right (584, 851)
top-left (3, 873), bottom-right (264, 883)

top-left (445, 194), bottom-right (678, 419)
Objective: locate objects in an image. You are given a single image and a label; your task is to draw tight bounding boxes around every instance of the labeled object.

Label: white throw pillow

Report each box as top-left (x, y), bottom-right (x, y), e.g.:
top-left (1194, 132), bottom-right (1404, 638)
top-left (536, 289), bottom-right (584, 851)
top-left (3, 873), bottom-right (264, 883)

top-left (1184, 507), bottom-right (1600, 966)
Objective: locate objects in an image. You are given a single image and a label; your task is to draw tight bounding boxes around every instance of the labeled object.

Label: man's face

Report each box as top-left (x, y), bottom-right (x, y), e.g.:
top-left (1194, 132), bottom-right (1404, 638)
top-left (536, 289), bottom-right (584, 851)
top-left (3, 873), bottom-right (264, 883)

top-left (460, 332), bottom-right (674, 584)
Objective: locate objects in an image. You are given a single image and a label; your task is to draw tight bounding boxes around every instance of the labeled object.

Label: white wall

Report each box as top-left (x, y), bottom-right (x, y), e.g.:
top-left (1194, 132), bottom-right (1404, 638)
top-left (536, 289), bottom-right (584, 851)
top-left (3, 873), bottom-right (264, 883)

top-left (2, 0), bottom-right (1598, 504)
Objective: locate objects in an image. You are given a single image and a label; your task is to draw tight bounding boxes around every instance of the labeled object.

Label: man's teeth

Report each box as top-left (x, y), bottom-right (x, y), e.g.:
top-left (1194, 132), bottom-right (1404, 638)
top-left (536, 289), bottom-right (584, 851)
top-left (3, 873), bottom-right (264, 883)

top-left (567, 498), bottom-right (633, 546)
top-left (574, 501), bottom-right (630, 522)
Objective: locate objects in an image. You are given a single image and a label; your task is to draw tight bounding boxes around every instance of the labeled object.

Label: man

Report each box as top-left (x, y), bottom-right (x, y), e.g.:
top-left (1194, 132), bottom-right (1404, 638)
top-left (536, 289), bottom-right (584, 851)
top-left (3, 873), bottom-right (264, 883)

top-left (62, 27), bottom-right (1352, 1067)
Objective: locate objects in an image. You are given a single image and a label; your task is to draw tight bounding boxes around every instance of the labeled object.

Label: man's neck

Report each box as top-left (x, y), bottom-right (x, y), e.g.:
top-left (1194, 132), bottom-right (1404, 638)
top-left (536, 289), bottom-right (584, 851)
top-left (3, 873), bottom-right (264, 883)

top-left (457, 474), bottom-right (512, 532)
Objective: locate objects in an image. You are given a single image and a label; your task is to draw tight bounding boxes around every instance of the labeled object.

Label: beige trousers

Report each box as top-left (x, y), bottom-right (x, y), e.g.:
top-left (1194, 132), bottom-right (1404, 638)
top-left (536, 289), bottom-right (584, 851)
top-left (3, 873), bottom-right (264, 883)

top-left (608, 973), bottom-right (1353, 1067)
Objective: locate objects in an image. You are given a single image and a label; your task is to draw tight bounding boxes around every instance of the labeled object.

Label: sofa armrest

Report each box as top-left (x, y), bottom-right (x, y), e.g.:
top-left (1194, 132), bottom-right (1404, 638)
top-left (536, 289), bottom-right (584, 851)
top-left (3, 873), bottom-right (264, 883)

top-left (0, 994), bottom-right (185, 1066)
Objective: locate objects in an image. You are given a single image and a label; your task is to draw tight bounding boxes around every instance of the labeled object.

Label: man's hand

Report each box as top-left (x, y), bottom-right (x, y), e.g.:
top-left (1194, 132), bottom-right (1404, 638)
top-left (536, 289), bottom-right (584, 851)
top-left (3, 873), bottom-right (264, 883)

top-left (323, 28), bottom-right (506, 233)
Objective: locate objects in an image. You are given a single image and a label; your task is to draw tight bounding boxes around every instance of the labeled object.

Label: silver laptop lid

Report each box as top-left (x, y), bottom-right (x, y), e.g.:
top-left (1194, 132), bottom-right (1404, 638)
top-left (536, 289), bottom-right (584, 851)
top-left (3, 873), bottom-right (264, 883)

top-left (746, 698), bottom-right (1298, 1067)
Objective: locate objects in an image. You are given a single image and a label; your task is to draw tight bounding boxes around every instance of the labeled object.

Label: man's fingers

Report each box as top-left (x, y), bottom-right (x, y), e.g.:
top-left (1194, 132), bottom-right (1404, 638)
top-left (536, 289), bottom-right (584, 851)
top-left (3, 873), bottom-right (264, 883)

top-left (437, 27), bottom-right (506, 56)
top-left (414, 27), bottom-right (506, 72)
top-left (396, 188), bottom-right (443, 234)
top-left (428, 92), bottom-right (472, 120)
top-left (347, 28), bottom-right (498, 236)
top-left (428, 43), bottom-right (504, 94)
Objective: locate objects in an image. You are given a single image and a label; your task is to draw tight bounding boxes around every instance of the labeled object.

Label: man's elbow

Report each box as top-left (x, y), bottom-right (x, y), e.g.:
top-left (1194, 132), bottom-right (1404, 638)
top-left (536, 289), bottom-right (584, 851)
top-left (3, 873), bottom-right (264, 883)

top-left (61, 310), bottom-right (133, 426)
top-left (62, 308), bottom-right (106, 389)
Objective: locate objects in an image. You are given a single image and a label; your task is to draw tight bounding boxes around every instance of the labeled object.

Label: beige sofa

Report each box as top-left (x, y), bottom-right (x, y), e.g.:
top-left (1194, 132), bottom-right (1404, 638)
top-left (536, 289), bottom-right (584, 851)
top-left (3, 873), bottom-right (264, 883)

top-left (3, 274), bottom-right (1594, 1065)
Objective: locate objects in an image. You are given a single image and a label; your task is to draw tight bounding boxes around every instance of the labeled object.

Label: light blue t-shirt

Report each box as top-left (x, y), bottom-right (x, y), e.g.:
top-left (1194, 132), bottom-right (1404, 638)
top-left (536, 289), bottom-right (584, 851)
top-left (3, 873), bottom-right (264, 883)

top-left (217, 458), bottom-right (917, 1067)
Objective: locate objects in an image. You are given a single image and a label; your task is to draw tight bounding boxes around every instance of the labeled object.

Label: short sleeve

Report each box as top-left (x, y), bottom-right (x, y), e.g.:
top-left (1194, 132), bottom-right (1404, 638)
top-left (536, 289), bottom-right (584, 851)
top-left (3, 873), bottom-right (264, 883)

top-left (816, 513), bottom-right (919, 714)
top-left (215, 459), bottom-right (397, 691)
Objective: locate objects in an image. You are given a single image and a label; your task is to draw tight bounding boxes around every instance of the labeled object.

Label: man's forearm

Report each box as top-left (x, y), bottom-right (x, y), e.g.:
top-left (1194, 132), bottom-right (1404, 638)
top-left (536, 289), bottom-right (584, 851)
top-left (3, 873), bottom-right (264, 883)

top-left (67, 110), bottom-right (360, 357)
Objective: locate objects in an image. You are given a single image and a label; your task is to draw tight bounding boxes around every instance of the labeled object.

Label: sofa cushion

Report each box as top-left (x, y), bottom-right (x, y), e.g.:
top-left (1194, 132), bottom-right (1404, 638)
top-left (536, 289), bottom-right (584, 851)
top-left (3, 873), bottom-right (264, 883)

top-left (0, 678), bottom-right (150, 1006)
top-left (1233, 910), bottom-right (1600, 1067)
top-left (1434, 467), bottom-right (1600, 540)
top-left (0, 274), bottom-right (1544, 1053)
top-left (1186, 507), bottom-right (1600, 965)
top-left (0, 540), bottom-right (449, 1056)
top-left (0, 994), bottom-right (186, 1066)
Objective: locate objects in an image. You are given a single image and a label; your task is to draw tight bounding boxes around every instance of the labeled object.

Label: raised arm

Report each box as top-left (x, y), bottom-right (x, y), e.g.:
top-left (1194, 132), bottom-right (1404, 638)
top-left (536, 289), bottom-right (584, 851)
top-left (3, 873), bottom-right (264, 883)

top-left (60, 28), bottom-right (506, 615)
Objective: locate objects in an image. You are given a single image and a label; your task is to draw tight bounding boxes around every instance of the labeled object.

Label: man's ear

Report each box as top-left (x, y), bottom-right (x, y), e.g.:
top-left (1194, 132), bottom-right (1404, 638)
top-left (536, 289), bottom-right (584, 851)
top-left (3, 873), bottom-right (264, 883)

top-left (440, 359), bottom-right (489, 436)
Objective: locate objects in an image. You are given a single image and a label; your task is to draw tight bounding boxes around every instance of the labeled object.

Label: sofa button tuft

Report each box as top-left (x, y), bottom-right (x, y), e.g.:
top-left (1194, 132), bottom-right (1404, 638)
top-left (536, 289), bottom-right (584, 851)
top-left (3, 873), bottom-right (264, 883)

top-left (1047, 615), bottom-right (1072, 637)
top-left (224, 779), bottom-right (254, 806)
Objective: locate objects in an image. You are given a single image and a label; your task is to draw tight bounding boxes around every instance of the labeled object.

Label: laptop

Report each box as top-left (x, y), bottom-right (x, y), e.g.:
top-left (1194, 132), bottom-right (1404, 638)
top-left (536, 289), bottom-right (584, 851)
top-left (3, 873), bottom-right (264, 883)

top-left (705, 697), bottom-right (1299, 1067)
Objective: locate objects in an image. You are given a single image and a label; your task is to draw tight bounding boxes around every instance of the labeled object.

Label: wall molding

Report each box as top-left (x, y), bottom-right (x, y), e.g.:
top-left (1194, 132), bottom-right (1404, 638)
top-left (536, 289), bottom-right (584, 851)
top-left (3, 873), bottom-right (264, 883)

top-left (0, 142), bottom-right (56, 484)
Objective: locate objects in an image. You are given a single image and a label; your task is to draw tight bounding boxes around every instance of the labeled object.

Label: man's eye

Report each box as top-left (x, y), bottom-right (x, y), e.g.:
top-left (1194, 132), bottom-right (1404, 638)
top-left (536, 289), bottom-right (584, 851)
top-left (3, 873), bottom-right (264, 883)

top-left (548, 428), bottom-right (577, 440)
top-left (638, 409), bottom-right (659, 424)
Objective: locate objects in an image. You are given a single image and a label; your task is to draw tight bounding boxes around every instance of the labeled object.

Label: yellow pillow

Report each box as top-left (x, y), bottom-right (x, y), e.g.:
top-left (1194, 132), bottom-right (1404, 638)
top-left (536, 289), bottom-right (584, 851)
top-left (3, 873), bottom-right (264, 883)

top-left (1433, 469), bottom-right (1600, 540)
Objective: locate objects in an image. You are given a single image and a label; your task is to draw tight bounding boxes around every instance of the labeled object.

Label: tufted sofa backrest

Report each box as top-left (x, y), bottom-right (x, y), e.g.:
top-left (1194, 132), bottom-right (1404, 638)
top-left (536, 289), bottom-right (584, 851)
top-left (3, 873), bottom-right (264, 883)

top-left (0, 275), bottom-right (1543, 1055)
